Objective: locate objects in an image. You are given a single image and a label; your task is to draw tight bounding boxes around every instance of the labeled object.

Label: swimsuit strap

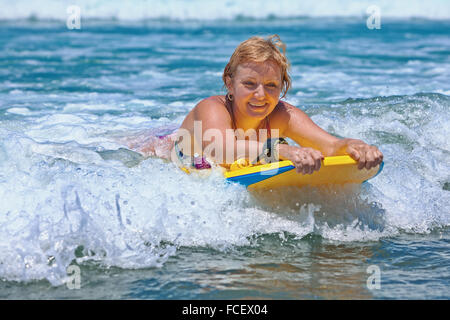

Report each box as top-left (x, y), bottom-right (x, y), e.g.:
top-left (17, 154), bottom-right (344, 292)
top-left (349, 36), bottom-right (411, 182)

top-left (225, 94), bottom-right (237, 129)
top-left (266, 116), bottom-right (271, 139)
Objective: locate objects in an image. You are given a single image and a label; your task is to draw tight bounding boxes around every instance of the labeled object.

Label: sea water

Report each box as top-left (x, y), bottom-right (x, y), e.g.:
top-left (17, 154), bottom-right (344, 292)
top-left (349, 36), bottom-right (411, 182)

top-left (0, 0), bottom-right (449, 299)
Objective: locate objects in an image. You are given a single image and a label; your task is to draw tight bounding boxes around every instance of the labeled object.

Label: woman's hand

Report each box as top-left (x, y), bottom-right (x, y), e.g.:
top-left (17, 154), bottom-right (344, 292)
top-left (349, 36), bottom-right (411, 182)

top-left (344, 139), bottom-right (383, 170)
top-left (278, 144), bottom-right (324, 175)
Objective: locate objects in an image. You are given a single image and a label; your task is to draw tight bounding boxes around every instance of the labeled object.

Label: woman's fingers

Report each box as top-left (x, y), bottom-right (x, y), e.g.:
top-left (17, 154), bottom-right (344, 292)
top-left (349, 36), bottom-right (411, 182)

top-left (285, 147), bottom-right (326, 175)
top-left (313, 150), bottom-right (323, 171)
top-left (344, 142), bottom-right (384, 171)
top-left (375, 149), bottom-right (384, 166)
top-left (299, 154), bottom-right (311, 175)
top-left (293, 148), bottom-right (323, 175)
top-left (354, 146), bottom-right (384, 170)
top-left (347, 146), bottom-right (360, 161)
top-left (369, 148), bottom-right (383, 169)
top-left (357, 149), bottom-right (366, 170)
top-left (307, 153), bottom-right (316, 174)
top-left (365, 150), bottom-right (376, 170)
top-left (295, 162), bottom-right (303, 174)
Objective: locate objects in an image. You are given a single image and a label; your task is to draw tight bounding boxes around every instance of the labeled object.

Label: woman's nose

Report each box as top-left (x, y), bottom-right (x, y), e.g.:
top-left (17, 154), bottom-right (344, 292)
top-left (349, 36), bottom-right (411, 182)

top-left (254, 84), bottom-right (265, 98)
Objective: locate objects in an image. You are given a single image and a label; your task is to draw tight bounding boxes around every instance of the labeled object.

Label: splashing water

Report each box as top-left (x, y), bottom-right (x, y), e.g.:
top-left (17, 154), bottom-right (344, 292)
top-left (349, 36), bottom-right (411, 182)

top-left (0, 14), bottom-right (449, 298)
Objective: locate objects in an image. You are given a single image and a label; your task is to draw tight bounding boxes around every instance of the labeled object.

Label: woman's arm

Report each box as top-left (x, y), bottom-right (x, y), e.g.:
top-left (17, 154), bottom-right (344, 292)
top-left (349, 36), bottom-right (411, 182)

top-left (275, 102), bottom-right (383, 173)
top-left (178, 96), bottom-right (265, 164)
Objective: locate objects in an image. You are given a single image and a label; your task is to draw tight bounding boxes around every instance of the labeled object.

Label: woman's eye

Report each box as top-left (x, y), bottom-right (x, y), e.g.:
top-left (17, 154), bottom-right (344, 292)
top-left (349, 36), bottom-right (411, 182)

top-left (243, 81), bottom-right (278, 89)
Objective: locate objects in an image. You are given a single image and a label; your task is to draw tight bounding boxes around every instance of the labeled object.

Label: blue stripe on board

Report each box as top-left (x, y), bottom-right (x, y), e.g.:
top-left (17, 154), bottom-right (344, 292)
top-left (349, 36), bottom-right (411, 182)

top-left (226, 165), bottom-right (295, 188)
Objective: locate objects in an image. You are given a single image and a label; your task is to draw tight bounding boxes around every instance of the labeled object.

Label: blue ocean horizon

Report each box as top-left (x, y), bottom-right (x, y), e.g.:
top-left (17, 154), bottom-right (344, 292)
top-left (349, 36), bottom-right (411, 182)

top-left (0, 0), bottom-right (449, 299)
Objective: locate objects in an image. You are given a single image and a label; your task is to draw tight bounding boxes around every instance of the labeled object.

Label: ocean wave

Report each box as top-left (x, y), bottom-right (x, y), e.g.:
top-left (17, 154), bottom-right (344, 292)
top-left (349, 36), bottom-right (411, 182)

top-left (0, 92), bottom-right (449, 285)
top-left (0, 0), bottom-right (449, 21)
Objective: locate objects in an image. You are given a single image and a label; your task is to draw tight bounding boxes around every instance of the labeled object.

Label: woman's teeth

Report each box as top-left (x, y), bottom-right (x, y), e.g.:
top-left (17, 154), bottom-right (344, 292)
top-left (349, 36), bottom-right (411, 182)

top-left (249, 102), bottom-right (265, 107)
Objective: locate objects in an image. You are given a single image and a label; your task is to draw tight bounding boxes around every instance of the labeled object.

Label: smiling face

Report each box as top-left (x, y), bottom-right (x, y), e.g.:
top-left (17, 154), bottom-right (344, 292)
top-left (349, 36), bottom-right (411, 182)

top-left (226, 60), bottom-right (282, 122)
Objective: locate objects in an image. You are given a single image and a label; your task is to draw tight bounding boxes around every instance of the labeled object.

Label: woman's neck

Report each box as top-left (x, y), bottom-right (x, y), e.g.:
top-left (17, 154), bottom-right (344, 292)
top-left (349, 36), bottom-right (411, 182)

top-left (232, 105), bottom-right (265, 132)
top-left (235, 116), bottom-right (263, 132)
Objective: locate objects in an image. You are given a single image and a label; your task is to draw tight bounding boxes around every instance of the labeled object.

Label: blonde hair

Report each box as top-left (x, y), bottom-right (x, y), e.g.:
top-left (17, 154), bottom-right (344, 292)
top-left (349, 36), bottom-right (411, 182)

top-left (223, 35), bottom-right (291, 98)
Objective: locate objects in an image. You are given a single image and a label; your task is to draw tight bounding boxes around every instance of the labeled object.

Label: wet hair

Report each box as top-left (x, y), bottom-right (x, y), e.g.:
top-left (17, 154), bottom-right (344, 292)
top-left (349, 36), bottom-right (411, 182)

top-left (222, 35), bottom-right (291, 98)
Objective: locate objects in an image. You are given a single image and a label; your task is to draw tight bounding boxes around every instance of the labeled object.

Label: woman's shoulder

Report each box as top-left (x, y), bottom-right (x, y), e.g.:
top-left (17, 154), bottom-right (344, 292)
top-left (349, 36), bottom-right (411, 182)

top-left (269, 100), bottom-right (296, 122)
top-left (191, 95), bottom-right (233, 124)
top-left (269, 100), bottom-right (308, 134)
top-left (197, 95), bottom-right (226, 107)
top-left (194, 95), bottom-right (229, 115)
top-left (271, 100), bottom-right (308, 120)
top-left (180, 95), bottom-right (231, 131)
top-left (274, 100), bottom-right (298, 112)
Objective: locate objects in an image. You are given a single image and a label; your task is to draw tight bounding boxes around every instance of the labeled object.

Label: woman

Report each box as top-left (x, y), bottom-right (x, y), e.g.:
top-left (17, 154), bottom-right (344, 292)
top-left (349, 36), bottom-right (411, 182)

top-left (143, 35), bottom-right (383, 174)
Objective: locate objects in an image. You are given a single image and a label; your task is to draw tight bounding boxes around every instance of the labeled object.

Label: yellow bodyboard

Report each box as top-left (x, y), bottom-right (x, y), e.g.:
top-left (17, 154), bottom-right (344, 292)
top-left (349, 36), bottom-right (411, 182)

top-left (224, 155), bottom-right (383, 189)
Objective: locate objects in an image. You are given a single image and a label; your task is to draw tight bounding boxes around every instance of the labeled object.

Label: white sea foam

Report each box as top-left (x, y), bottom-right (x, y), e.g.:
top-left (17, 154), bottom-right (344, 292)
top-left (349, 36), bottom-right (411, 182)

top-left (129, 99), bottom-right (157, 107)
top-left (0, 0), bottom-right (449, 21)
top-left (6, 107), bottom-right (33, 115)
top-left (63, 103), bottom-right (124, 112)
top-left (0, 92), bottom-right (449, 285)
top-left (0, 129), bottom-right (315, 284)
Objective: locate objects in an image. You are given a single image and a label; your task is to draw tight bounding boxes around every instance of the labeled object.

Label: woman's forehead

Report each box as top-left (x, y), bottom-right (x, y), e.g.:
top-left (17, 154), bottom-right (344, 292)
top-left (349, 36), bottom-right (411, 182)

top-left (235, 60), bottom-right (281, 80)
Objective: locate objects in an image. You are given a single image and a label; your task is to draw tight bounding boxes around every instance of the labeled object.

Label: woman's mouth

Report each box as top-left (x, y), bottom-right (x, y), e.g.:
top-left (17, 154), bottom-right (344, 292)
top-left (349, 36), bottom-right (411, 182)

top-left (248, 102), bottom-right (267, 109)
